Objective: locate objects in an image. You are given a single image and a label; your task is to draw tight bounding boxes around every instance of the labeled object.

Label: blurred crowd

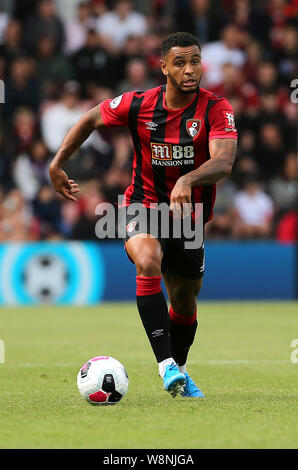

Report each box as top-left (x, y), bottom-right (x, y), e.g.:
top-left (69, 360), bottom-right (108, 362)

top-left (0, 0), bottom-right (297, 243)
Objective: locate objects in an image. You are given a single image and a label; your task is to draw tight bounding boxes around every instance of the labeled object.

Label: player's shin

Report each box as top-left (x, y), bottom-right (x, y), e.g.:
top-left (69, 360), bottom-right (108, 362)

top-left (136, 276), bottom-right (174, 373)
top-left (168, 306), bottom-right (198, 371)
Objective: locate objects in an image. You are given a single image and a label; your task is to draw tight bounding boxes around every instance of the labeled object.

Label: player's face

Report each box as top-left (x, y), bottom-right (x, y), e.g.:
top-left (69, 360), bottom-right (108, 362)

top-left (161, 45), bottom-right (202, 94)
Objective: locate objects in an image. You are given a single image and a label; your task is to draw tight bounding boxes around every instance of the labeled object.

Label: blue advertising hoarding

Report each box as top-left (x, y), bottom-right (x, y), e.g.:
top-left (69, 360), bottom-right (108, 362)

top-left (0, 241), bottom-right (295, 304)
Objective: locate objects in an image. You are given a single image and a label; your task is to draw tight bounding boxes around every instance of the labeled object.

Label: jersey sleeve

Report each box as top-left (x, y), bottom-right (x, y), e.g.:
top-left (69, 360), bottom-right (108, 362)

top-left (100, 91), bottom-right (135, 127)
top-left (208, 98), bottom-right (238, 141)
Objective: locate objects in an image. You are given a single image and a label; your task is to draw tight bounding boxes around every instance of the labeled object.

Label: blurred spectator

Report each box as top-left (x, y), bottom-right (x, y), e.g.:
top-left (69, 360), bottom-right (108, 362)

top-left (232, 155), bottom-right (259, 187)
top-left (0, 188), bottom-right (33, 241)
top-left (232, 177), bottom-right (274, 239)
top-left (11, 107), bottom-right (38, 154)
top-left (101, 131), bottom-right (133, 203)
top-left (12, 0), bottom-right (40, 22)
top-left (116, 58), bottom-right (156, 94)
top-left (205, 178), bottom-right (236, 238)
top-left (142, 31), bottom-right (164, 83)
top-left (71, 180), bottom-right (107, 240)
top-left (210, 63), bottom-right (259, 110)
top-left (276, 210), bottom-right (298, 244)
top-left (24, 0), bottom-right (65, 52)
top-left (41, 81), bottom-right (84, 153)
top-left (96, 0), bottom-right (148, 52)
top-left (0, 6), bottom-right (9, 44)
top-left (242, 40), bottom-right (263, 84)
top-left (64, 1), bottom-right (96, 55)
top-left (4, 56), bottom-right (40, 120)
top-left (55, 0), bottom-right (88, 24)
top-left (275, 23), bottom-right (298, 82)
top-left (60, 199), bottom-right (80, 237)
top-left (32, 184), bottom-right (62, 239)
top-left (13, 139), bottom-right (51, 200)
top-left (257, 123), bottom-right (287, 180)
top-left (175, 0), bottom-right (227, 44)
top-left (0, 132), bottom-right (13, 191)
top-left (201, 24), bottom-right (246, 86)
top-left (72, 28), bottom-right (114, 93)
top-left (0, 19), bottom-right (26, 66)
top-left (255, 61), bottom-right (289, 110)
top-left (269, 152), bottom-right (297, 214)
top-left (35, 35), bottom-right (73, 98)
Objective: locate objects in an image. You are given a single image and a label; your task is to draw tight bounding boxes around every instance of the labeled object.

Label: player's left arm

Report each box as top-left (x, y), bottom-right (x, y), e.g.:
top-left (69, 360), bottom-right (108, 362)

top-left (170, 97), bottom-right (237, 214)
top-left (170, 138), bottom-right (237, 213)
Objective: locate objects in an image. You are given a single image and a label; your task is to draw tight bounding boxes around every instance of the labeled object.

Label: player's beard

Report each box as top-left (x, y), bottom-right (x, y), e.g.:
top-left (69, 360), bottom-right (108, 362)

top-left (167, 72), bottom-right (201, 94)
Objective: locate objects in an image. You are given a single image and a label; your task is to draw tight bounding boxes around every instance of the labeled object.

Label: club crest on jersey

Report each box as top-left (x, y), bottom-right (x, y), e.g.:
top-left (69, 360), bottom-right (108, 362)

top-left (126, 221), bottom-right (137, 233)
top-left (186, 119), bottom-right (201, 138)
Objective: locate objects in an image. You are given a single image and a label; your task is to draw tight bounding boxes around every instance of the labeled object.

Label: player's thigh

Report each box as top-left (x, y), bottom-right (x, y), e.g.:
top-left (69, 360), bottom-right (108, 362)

top-left (125, 234), bottom-right (163, 276)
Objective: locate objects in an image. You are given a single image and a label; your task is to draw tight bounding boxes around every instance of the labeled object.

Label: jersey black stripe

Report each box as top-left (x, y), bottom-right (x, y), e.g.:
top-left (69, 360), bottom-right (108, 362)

top-left (128, 94), bottom-right (145, 203)
top-left (150, 86), bottom-right (169, 204)
top-left (179, 90), bottom-right (200, 210)
top-left (201, 98), bottom-right (218, 223)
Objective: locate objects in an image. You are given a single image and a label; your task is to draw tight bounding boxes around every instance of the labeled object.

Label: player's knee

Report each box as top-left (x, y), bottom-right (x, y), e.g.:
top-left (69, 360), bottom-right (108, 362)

top-left (135, 255), bottom-right (161, 276)
top-left (171, 297), bottom-right (196, 317)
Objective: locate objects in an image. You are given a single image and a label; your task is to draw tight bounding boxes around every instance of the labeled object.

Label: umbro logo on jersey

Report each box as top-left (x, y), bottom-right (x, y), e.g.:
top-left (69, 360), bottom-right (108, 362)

top-left (186, 119), bottom-right (201, 138)
top-left (145, 121), bottom-right (158, 130)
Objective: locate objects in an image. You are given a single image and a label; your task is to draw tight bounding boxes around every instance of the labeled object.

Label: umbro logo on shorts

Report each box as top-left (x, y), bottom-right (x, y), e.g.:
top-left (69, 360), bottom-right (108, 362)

top-left (152, 329), bottom-right (164, 338)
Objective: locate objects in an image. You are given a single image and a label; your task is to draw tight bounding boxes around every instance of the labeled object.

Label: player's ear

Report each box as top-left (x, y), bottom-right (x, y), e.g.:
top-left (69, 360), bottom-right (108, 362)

top-left (160, 58), bottom-right (168, 77)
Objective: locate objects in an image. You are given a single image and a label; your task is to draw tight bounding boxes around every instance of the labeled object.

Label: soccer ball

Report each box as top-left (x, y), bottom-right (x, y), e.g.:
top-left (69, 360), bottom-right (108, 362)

top-left (77, 356), bottom-right (129, 405)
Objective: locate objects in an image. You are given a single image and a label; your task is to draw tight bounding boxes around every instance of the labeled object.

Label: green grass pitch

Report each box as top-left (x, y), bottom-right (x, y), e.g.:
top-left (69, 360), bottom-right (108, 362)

top-left (0, 301), bottom-right (297, 449)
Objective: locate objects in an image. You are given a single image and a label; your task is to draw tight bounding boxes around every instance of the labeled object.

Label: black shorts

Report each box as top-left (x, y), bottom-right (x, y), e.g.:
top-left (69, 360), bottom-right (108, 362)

top-left (119, 206), bottom-right (205, 280)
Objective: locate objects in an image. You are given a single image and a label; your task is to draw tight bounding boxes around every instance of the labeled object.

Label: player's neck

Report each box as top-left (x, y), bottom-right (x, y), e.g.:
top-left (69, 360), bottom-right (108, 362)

top-left (164, 83), bottom-right (196, 110)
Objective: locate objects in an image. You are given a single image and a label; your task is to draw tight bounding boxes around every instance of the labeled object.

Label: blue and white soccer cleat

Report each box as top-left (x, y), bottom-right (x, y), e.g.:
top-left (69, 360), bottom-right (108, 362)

top-left (180, 372), bottom-right (204, 398)
top-left (163, 363), bottom-right (186, 398)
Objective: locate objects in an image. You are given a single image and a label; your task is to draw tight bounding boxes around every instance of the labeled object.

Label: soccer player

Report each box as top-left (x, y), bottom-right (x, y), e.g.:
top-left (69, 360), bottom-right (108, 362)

top-left (49, 32), bottom-right (237, 398)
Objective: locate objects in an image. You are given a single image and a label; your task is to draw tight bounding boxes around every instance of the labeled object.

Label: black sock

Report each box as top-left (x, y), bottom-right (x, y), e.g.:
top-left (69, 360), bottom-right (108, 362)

top-left (168, 308), bottom-right (197, 366)
top-left (136, 291), bottom-right (172, 363)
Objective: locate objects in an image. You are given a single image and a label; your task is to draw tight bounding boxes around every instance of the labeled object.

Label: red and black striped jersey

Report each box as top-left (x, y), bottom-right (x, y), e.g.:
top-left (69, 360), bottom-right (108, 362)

top-left (100, 85), bottom-right (237, 222)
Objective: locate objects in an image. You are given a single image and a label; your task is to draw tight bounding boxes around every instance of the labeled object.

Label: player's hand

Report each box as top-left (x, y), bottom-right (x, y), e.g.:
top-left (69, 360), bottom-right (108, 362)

top-left (49, 166), bottom-right (80, 202)
top-left (170, 177), bottom-right (192, 218)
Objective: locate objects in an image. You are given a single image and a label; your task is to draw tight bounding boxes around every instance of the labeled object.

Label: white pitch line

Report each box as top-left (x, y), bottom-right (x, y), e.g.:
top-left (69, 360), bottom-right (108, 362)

top-left (0, 359), bottom-right (291, 367)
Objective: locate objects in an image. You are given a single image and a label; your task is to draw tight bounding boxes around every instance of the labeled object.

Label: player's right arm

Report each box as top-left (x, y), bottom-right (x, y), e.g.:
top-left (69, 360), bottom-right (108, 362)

top-left (49, 105), bottom-right (105, 201)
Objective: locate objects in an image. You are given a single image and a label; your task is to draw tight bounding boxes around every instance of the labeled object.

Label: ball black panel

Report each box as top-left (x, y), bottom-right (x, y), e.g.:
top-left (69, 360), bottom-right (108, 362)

top-left (108, 391), bottom-right (122, 403)
top-left (102, 374), bottom-right (115, 393)
top-left (102, 374), bottom-right (122, 402)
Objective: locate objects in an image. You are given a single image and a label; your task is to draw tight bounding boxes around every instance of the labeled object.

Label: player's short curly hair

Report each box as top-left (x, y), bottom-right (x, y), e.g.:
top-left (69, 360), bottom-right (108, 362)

top-left (161, 32), bottom-right (201, 57)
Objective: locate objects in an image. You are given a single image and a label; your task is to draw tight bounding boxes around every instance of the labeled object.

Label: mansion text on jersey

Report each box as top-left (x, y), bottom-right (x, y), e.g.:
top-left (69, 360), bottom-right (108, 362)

top-left (151, 143), bottom-right (195, 166)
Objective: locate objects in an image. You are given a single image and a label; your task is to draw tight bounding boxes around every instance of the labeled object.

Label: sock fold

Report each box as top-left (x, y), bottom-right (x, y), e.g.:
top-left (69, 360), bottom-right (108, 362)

top-left (169, 306), bottom-right (197, 325)
top-left (136, 275), bottom-right (162, 296)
